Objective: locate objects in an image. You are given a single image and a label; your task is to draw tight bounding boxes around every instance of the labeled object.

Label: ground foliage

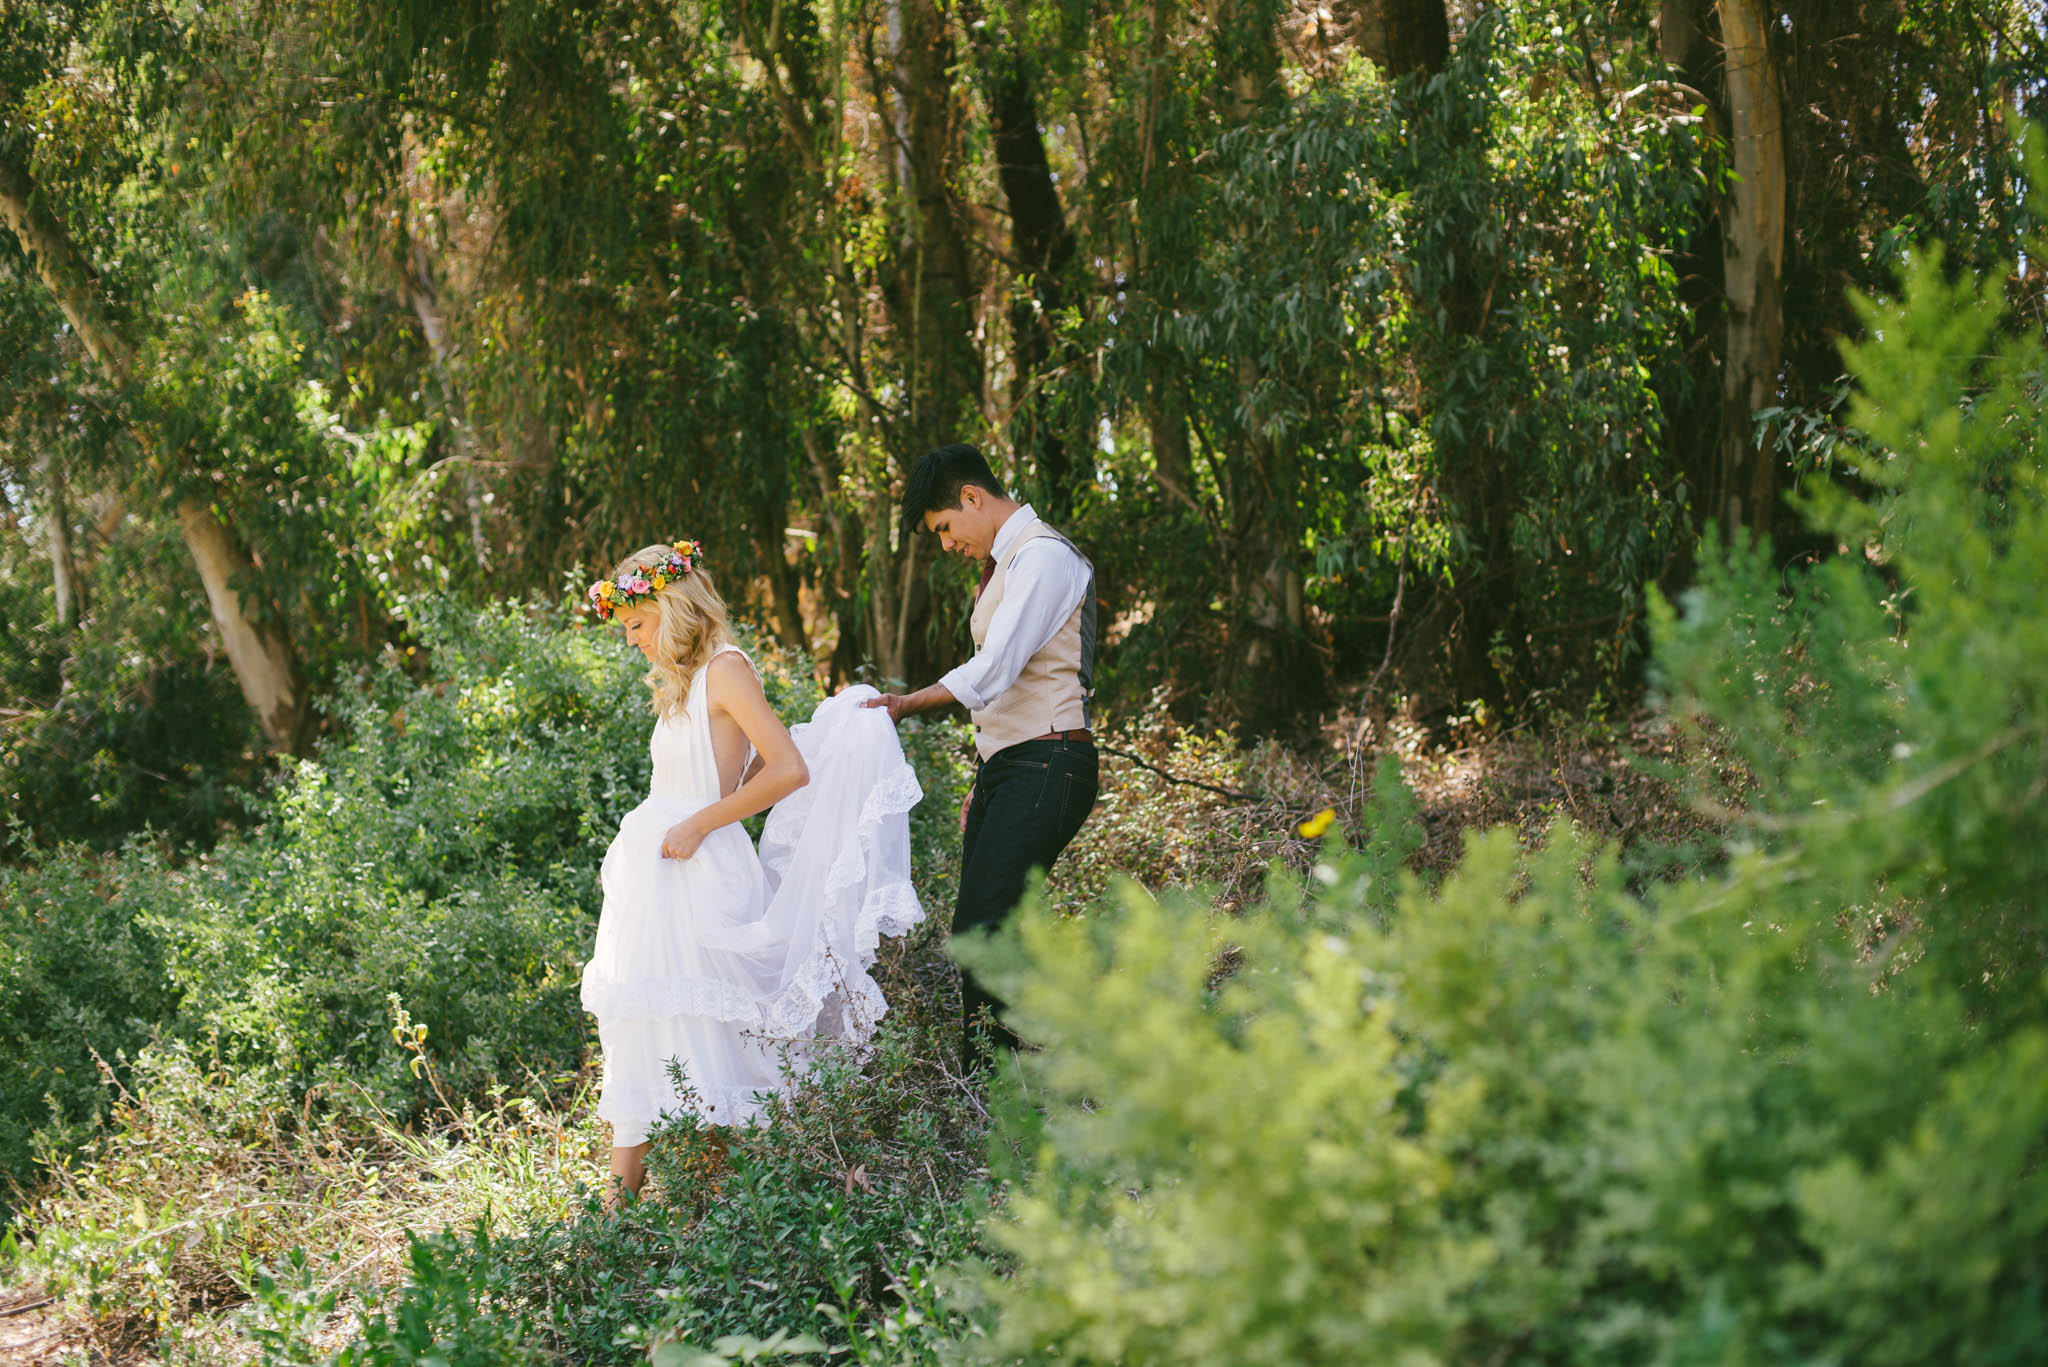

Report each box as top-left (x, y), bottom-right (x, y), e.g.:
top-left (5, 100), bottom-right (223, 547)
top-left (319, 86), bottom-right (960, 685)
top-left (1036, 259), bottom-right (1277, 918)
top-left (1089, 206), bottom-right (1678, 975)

top-left (0, 605), bottom-right (1626, 1363)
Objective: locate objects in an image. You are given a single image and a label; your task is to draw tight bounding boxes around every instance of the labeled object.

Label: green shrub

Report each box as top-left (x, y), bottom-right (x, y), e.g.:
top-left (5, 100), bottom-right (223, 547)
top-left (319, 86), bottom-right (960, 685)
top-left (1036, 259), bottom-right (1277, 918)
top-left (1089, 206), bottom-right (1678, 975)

top-left (148, 597), bottom-right (900, 1113)
top-left (0, 515), bottom-right (265, 858)
top-left (0, 841), bottom-right (177, 1213)
top-left (109, 596), bottom-right (656, 1124)
top-left (955, 169), bottom-right (2048, 1365)
top-left (628, 1026), bottom-right (982, 1364)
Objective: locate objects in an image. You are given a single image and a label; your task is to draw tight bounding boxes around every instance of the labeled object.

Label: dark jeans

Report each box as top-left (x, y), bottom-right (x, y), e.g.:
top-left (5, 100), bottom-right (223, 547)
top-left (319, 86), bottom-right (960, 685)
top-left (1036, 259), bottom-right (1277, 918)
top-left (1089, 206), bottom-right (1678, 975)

top-left (955, 737), bottom-right (1098, 1068)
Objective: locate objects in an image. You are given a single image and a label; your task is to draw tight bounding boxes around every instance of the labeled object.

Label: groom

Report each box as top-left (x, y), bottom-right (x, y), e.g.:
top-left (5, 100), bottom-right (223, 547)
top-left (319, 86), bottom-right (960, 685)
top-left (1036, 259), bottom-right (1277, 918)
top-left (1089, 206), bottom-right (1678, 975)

top-left (863, 442), bottom-right (1099, 1067)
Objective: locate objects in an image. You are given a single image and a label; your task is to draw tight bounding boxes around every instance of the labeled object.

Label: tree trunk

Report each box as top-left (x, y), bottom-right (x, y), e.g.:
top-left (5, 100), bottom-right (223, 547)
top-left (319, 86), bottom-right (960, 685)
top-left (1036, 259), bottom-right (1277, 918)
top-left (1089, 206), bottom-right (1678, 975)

top-left (177, 497), bottom-right (312, 752)
top-left (752, 507), bottom-right (809, 651)
top-left (1146, 365), bottom-right (1200, 513)
top-left (1340, 0), bottom-right (1451, 79)
top-left (0, 151), bottom-right (137, 385)
top-left (864, 489), bottom-right (907, 685)
top-left (885, 0), bottom-right (985, 455)
top-left (0, 145), bottom-right (313, 753)
top-left (1660, 0), bottom-right (1704, 72)
top-left (1135, 0), bottom-right (1205, 522)
top-left (874, 0), bottom-right (981, 686)
top-left (39, 454), bottom-right (83, 630)
top-left (978, 42), bottom-right (1084, 518)
top-left (887, 522), bottom-right (935, 687)
top-left (1655, 0), bottom-right (1724, 577)
top-left (1716, 0), bottom-right (1787, 540)
top-left (1212, 0), bottom-right (1313, 717)
top-left (800, 428), bottom-right (868, 686)
top-left (400, 233), bottom-right (492, 572)
top-left (1389, 0), bottom-right (1533, 710)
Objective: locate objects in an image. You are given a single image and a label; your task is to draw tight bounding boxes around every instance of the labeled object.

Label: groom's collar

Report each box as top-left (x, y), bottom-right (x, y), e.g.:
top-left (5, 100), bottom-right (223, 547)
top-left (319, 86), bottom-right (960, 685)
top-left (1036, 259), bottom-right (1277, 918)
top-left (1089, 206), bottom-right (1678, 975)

top-left (990, 503), bottom-right (1038, 566)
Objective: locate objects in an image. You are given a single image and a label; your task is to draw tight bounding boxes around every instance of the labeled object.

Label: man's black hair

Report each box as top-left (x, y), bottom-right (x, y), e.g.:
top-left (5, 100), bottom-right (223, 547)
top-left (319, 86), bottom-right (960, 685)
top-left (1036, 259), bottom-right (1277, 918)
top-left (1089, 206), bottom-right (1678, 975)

top-left (901, 442), bottom-right (1006, 541)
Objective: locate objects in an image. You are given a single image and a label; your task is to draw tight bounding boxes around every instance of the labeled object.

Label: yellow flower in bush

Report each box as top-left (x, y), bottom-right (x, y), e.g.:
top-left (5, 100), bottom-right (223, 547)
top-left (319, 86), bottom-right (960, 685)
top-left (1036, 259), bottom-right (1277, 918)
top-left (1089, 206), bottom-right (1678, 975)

top-left (1298, 807), bottom-right (1337, 839)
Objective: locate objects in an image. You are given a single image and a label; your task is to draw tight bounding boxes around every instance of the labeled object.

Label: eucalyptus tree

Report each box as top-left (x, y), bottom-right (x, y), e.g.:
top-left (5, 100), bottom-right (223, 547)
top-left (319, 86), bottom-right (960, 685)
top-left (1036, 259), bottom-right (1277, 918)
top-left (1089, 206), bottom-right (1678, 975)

top-left (195, 0), bottom-right (998, 684)
top-left (0, 263), bottom-right (92, 633)
top-left (1657, 0), bottom-right (2044, 546)
top-left (1, 1), bottom-right (316, 753)
top-left (974, 1), bottom-right (1706, 715)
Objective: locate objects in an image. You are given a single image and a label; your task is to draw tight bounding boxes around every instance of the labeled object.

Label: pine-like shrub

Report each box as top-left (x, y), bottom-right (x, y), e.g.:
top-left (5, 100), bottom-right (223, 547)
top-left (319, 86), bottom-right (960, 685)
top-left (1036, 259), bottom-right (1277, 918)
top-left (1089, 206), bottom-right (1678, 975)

top-left (958, 151), bottom-right (2048, 1366)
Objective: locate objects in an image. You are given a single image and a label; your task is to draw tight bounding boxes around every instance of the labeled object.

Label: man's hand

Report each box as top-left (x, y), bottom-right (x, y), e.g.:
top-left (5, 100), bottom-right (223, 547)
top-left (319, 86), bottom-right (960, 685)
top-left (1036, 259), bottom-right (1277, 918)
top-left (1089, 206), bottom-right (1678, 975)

top-left (661, 815), bottom-right (708, 861)
top-left (861, 682), bottom-right (960, 727)
top-left (959, 787), bottom-right (972, 834)
top-left (862, 692), bottom-right (913, 725)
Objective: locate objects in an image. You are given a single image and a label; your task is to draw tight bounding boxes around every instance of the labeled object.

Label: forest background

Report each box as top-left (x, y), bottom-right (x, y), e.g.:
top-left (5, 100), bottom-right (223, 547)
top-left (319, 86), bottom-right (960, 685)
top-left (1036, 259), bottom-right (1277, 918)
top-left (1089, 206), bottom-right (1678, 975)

top-left (3, 0), bottom-right (2047, 1363)
top-left (5, 0), bottom-right (2040, 837)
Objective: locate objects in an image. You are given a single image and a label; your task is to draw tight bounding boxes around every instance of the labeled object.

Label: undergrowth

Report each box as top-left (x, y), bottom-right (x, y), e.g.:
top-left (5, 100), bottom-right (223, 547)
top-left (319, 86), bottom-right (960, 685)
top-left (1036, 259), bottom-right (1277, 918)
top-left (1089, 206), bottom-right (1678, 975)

top-left (3, 594), bottom-right (1722, 1367)
top-left (1, 681), bottom-right (1716, 1365)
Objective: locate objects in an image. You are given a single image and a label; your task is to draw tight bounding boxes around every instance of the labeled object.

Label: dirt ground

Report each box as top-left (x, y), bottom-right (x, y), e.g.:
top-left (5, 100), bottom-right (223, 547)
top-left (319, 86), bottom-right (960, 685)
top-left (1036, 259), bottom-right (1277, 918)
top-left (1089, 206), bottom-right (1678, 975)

top-left (1, 1287), bottom-right (77, 1365)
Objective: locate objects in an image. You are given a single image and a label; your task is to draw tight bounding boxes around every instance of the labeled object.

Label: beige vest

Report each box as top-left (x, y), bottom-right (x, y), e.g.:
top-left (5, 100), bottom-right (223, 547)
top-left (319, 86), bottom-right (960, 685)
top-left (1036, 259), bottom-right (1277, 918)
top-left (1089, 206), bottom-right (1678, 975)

top-left (969, 521), bottom-right (1096, 759)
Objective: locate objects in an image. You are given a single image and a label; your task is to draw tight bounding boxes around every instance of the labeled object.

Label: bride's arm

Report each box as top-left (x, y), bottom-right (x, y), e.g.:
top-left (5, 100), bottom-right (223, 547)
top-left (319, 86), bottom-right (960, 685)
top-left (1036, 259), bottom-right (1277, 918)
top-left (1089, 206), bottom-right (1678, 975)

top-left (659, 654), bottom-right (809, 859)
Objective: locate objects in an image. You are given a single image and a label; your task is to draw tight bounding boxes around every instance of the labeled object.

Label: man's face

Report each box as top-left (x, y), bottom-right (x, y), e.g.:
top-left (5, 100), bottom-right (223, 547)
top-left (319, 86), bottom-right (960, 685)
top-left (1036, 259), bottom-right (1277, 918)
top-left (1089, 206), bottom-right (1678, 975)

top-left (923, 485), bottom-right (997, 561)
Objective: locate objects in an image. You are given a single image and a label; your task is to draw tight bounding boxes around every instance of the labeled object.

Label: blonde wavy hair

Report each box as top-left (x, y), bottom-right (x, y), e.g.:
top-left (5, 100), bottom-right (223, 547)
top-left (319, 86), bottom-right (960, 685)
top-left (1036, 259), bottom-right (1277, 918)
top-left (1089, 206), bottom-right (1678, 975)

top-left (611, 543), bottom-right (735, 719)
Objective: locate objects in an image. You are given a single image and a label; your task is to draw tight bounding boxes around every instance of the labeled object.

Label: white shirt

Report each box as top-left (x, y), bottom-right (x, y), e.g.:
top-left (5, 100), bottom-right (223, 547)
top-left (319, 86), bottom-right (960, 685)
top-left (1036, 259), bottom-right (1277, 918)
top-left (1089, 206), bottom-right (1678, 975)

top-left (939, 505), bottom-right (1091, 714)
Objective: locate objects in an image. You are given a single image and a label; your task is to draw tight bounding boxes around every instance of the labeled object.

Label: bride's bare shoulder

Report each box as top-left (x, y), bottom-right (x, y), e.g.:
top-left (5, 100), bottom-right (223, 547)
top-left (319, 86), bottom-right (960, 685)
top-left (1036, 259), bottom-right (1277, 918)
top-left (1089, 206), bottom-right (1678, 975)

top-left (703, 648), bottom-right (762, 702)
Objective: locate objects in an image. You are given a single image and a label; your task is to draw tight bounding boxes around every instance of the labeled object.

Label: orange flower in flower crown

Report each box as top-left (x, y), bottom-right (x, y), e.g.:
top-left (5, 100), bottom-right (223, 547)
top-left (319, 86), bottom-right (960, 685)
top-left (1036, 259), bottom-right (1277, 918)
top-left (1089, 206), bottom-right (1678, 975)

top-left (585, 540), bottom-right (706, 620)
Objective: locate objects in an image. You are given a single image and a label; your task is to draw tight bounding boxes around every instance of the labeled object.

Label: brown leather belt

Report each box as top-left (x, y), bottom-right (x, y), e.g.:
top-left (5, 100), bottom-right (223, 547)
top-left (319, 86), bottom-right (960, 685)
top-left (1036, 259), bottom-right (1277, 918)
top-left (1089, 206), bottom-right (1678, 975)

top-left (1026, 728), bottom-right (1094, 744)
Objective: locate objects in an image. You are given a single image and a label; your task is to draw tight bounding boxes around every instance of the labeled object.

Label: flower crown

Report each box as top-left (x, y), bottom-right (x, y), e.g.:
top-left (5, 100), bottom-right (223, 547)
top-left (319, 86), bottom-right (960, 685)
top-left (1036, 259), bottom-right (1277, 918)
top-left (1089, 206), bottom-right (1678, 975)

top-left (586, 540), bottom-right (706, 621)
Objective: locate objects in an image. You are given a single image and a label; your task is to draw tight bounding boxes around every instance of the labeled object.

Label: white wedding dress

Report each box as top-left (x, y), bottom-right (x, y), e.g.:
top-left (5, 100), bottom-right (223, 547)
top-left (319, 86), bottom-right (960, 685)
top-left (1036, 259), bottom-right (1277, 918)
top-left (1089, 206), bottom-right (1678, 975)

top-left (580, 646), bottom-right (925, 1140)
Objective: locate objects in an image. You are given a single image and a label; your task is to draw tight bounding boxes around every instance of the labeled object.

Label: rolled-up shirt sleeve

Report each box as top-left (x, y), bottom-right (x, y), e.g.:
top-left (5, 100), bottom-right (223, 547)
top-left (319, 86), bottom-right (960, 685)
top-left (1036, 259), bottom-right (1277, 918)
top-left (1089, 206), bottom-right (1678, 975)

top-left (938, 539), bottom-right (1090, 713)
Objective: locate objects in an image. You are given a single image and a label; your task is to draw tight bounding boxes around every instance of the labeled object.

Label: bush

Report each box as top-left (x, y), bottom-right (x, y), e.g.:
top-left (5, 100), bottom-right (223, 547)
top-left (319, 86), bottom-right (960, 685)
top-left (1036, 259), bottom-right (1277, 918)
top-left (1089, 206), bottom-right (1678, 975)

top-left (0, 515), bottom-right (264, 858)
top-left (236, 1015), bottom-right (984, 1367)
top-left (20, 594), bottom-right (651, 1180)
top-left (954, 180), bottom-right (2048, 1365)
top-left (627, 1025), bottom-right (983, 1363)
top-left (0, 842), bottom-right (177, 1212)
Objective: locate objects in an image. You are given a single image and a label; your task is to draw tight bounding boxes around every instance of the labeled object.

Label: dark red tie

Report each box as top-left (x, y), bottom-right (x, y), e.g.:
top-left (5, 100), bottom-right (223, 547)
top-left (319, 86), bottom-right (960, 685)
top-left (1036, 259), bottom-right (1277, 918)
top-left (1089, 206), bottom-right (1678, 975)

top-left (975, 557), bottom-right (995, 601)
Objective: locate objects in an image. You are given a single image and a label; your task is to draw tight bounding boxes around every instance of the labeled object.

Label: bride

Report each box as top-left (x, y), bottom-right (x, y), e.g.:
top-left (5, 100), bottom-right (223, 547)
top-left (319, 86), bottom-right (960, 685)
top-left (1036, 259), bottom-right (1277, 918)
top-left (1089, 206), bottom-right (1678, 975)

top-left (578, 540), bottom-right (924, 1201)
